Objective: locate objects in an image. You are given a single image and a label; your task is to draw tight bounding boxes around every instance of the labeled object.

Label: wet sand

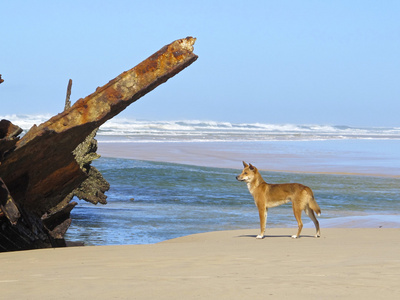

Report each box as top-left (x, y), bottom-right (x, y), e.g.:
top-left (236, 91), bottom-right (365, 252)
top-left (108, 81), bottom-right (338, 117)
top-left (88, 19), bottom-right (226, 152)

top-left (97, 141), bottom-right (399, 177)
top-left (1, 228), bottom-right (399, 299)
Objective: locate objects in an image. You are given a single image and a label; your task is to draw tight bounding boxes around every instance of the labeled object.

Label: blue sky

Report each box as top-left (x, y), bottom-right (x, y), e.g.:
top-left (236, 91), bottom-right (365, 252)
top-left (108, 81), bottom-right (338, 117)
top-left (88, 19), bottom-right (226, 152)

top-left (1, 1), bottom-right (399, 127)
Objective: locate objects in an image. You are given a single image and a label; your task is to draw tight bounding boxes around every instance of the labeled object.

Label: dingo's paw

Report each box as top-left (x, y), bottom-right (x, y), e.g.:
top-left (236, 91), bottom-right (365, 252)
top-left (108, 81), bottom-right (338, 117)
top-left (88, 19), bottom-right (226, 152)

top-left (291, 235), bottom-right (298, 239)
top-left (256, 235), bottom-right (264, 239)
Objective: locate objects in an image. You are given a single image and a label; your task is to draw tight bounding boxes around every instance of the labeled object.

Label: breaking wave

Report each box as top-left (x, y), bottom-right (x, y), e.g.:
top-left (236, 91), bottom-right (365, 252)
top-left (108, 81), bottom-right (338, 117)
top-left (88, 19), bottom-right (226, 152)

top-left (2, 114), bottom-right (399, 142)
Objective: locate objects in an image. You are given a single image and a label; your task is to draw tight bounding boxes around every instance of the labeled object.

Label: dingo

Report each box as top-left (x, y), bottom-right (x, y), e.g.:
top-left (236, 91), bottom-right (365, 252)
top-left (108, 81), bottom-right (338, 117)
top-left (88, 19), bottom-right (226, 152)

top-left (236, 161), bottom-right (321, 239)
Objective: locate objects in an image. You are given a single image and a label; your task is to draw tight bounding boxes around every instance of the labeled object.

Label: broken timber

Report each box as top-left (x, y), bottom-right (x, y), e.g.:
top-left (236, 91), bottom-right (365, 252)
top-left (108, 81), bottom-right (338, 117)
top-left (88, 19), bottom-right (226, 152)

top-left (0, 37), bottom-right (198, 251)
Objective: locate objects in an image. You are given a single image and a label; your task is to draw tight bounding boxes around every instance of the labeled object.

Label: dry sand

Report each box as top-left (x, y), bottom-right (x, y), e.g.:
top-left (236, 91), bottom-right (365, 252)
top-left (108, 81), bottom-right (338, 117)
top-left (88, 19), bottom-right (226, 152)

top-left (1, 228), bottom-right (399, 299)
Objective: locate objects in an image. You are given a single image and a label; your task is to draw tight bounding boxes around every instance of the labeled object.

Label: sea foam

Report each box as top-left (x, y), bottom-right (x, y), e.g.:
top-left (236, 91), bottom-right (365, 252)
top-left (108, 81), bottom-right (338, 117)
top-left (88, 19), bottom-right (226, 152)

top-left (2, 114), bottom-right (399, 142)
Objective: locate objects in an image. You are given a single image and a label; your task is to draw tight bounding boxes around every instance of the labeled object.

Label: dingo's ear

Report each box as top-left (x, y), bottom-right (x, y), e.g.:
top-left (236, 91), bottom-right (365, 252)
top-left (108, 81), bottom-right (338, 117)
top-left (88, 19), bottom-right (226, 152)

top-left (242, 161), bottom-right (249, 168)
top-left (249, 163), bottom-right (256, 170)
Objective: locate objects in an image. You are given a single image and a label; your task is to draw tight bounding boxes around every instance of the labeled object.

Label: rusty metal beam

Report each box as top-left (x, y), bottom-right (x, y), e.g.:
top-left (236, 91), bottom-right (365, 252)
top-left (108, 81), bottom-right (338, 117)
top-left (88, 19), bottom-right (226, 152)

top-left (19, 37), bottom-right (197, 146)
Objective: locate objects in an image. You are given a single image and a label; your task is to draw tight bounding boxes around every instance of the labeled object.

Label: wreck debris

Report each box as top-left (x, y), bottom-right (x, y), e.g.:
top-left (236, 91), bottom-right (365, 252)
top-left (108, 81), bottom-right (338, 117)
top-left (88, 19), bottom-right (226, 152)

top-left (0, 119), bottom-right (23, 161)
top-left (64, 79), bottom-right (73, 111)
top-left (0, 178), bottom-right (20, 225)
top-left (41, 80), bottom-right (110, 244)
top-left (0, 37), bottom-right (198, 251)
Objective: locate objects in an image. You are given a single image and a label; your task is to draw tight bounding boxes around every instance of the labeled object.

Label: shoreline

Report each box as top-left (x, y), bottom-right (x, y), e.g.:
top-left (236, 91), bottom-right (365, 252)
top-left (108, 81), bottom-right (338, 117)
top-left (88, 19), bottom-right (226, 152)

top-left (1, 228), bottom-right (399, 299)
top-left (89, 140), bottom-right (400, 244)
top-left (3, 139), bottom-right (398, 297)
top-left (97, 141), bottom-right (400, 178)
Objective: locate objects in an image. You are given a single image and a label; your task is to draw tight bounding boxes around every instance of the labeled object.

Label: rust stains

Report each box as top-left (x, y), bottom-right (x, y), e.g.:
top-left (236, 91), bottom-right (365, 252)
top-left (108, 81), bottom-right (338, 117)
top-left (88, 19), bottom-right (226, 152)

top-left (103, 86), bottom-right (123, 103)
top-left (136, 58), bottom-right (159, 75)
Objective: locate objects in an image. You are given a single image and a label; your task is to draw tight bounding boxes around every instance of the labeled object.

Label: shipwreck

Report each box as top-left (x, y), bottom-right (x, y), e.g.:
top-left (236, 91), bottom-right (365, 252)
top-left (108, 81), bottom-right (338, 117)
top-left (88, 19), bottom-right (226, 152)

top-left (0, 37), bottom-right (198, 251)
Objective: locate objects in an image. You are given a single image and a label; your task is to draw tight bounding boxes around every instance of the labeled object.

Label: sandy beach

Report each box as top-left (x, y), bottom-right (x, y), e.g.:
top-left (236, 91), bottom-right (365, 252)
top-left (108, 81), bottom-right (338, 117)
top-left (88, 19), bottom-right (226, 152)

top-left (1, 140), bottom-right (398, 299)
top-left (1, 228), bottom-right (399, 299)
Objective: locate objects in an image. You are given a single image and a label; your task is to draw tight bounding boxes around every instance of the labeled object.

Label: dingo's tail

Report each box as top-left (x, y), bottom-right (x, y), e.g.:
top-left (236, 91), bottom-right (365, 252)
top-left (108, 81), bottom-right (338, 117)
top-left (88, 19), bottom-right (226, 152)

top-left (309, 196), bottom-right (321, 216)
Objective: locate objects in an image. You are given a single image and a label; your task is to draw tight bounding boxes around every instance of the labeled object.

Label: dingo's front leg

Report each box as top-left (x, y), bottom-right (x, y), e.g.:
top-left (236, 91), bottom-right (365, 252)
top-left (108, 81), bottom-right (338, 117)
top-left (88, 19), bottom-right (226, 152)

top-left (256, 207), bottom-right (268, 239)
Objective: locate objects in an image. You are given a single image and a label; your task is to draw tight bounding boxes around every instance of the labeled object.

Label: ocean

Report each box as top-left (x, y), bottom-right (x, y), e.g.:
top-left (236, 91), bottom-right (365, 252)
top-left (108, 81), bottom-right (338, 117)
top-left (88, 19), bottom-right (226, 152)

top-left (3, 114), bottom-right (400, 142)
top-left (2, 115), bottom-right (400, 245)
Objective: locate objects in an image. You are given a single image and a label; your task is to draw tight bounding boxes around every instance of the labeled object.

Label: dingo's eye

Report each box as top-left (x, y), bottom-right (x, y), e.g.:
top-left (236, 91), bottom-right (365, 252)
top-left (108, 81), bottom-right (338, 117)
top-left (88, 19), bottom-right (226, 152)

top-left (244, 172), bottom-right (247, 175)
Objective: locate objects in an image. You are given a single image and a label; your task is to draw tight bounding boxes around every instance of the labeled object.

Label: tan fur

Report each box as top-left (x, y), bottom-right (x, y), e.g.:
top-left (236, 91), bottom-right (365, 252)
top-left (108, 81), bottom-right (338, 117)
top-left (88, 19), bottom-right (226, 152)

top-left (236, 161), bottom-right (321, 239)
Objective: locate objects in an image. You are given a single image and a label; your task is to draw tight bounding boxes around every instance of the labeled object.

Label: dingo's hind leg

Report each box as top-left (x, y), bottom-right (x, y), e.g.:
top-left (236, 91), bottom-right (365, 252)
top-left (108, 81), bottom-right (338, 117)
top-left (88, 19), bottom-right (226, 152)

top-left (305, 206), bottom-right (321, 238)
